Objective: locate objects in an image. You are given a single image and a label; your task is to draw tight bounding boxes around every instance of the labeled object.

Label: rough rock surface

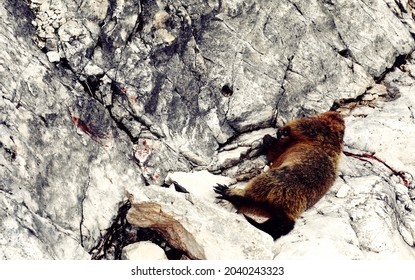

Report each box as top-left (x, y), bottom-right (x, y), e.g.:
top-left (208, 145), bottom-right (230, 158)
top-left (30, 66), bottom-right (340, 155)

top-left (126, 184), bottom-right (274, 259)
top-left (1, 0), bottom-right (415, 259)
top-left (121, 241), bottom-right (168, 260)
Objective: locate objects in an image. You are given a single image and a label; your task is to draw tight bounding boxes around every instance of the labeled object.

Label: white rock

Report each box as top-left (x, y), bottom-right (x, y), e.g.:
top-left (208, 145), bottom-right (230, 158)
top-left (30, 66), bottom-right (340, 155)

top-left (58, 20), bottom-right (84, 42)
top-left (216, 147), bottom-right (250, 169)
top-left (84, 62), bottom-right (104, 76)
top-left (367, 84), bottom-right (387, 95)
top-left (44, 25), bottom-right (55, 38)
top-left (45, 38), bottom-right (58, 51)
top-left (51, 20), bottom-right (60, 29)
top-left (121, 242), bottom-right (167, 260)
top-left (39, 1), bottom-right (50, 12)
top-left (361, 93), bottom-right (375, 101)
top-left (46, 9), bottom-right (55, 18)
top-left (336, 183), bottom-right (351, 198)
top-left (127, 185), bottom-right (274, 259)
top-left (37, 29), bottom-right (46, 39)
top-left (46, 51), bottom-right (60, 62)
top-left (36, 11), bottom-right (48, 22)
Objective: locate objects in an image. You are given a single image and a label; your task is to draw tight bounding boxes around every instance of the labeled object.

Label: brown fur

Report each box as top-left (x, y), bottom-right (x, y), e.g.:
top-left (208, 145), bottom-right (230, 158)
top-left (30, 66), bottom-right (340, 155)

top-left (214, 111), bottom-right (345, 240)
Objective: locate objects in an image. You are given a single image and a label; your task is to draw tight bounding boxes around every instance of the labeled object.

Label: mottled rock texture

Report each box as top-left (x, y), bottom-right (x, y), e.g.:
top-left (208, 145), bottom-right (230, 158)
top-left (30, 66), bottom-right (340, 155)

top-left (1, 0), bottom-right (415, 259)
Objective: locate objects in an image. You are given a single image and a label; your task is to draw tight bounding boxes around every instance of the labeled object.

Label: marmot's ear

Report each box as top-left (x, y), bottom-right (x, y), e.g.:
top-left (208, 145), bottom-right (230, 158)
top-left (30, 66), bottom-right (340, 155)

top-left (277, 127), bottom-right (290, 139)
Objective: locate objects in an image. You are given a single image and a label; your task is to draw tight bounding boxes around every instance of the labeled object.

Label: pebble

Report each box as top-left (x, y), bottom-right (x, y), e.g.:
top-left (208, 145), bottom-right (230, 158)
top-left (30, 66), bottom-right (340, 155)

top-left (45, 38), bottom-right (58, 51)
top-left (45, 25), bottom-right (55, 34)
top-left (361, 93), bottom-right (376, 101)
top-left (36, 12), bottom-right (48, 22)
top-left (38, 29), bottom-right (46, 39)
top-left (39, 2), bottom-right (50, 12)
top-left (46, 51), bottom-right (60, 63)
top-left (52, 20), bottom-right (60, 29)
top-left (46, 9), bottom-right (55, 17)
top-left (336, 184), bottom-right (350, 198)
top-left (84, 63), bottom-right (104, 76)
top-left (121, 242), bottom-right (168, 260)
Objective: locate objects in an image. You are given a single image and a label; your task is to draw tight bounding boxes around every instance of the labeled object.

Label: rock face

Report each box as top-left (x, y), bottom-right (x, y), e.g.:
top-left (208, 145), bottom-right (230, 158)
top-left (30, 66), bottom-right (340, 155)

top-left (1, 0), bottom-right (415, 259)
top-left (126, 184), bottom-right (274, 259)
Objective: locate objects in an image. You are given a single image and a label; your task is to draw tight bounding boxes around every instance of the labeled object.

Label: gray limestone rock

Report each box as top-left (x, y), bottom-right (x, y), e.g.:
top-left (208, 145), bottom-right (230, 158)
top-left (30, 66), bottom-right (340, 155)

top-left (1, 0), bottom-right (415, 259)
top-left (126, 185), bottom-right (274, 259)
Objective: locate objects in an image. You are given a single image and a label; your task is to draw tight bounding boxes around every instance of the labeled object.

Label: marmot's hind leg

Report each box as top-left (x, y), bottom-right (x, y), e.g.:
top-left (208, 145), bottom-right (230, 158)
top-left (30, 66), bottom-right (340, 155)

top-left (243, 212), bottom-right (295, 240)
top-left (214, 184), bottom-right (294, 239)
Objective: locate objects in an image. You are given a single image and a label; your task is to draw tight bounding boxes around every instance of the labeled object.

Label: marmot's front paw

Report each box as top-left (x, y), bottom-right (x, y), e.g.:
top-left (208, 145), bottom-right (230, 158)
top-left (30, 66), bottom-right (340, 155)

top-left (262, 134), bottom-right (278, 150)
top-left (213, 183), bottom-right (229, 199)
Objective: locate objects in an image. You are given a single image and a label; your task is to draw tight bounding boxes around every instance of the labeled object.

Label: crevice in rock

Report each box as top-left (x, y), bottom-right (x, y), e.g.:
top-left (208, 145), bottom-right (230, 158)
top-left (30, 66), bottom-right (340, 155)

top-left (374, 54), bottom-right (407, 82)
top-left (287, 0), bottom-right (304, 16)
top-left (0, 140), bottom-right (17, 162)
top-left (408, 106), bottom-right (415, 123)
top-left (330, 93), bottom-right (366, 111)
top-left (106, 105), bottom-right (139, 144)
top-left (144, 73), bottom-right (165, 114)
top-left (126, 1), bottom-right (144, 44)
top-left (338, 48), bottom-right (353, 59)
top-left (274, 55), bottom-right (294, 121)
top-left (109, 81), bottom-right (164, 140)
top-left (79, 176), bottom-right (91, 248)
top-left (51, 56), bottom-right (142, 145)
top-left (79, 74), bottom-right (105, 100)
top-left (89, 200), bottom-right (187, 260)
top-left (190, 1), bottom-right (222, 44)
top-left (221, 84), bottom-right (234, 97)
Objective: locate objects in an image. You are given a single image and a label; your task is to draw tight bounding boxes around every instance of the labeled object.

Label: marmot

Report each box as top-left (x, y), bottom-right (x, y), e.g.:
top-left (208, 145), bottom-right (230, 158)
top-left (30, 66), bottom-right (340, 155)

top-left (214, 111), bottom-right (345, 240)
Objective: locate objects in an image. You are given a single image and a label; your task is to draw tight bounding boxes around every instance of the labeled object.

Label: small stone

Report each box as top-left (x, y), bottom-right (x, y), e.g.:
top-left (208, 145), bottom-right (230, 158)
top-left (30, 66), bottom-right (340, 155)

top-left (39, 2), bottom-right (50, 12)
top-left (154, 11), bottom-right (170, 29)
top-left (46, 51), bottom-right (60, 63)
top-left (361, 93), bottom-right (375, 101)
top-left (156, 29), bottom-right (175, 44)
top-left (31, 0), bottom-right (47, 4)
top-left (84, 63), bottom-right (104, 76)
top-left (45, 25), bottom-right (54, 34)
top-left (121, 242), bottom-right (168, 260)
top-left (38, 29), bottom-right (46, 39)
top-left (44, 25), bottom-right (55, 38)
top-left (367, 84), bottom-right (387, 95)
top-left (37, 12), bottom-right (48, 22)
top-left (336, 184), bottom-right (350, 198)
top-left (35, 18), bottom-right (43, 27)
top-left (59, 17), bottom-right (67, 25)
top-left (52, 20), bottom-right (60, 29)
top-left (45, 38), bottom-right (58, 51)
top-left (36, 39), bottom-right (46, 49)
top-left (46, 9), bottom-right (55, 17)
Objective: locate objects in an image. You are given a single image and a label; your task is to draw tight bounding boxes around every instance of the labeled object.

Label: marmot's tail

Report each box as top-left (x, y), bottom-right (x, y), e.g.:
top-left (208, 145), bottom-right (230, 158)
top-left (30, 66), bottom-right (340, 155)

top-left (243, 212), bottom-right (295, 240)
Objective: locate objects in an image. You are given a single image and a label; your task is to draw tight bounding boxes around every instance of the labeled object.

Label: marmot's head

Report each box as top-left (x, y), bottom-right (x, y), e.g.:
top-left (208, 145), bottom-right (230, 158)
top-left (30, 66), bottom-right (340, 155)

top-left (277, 111), bottom-right (345, 151)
